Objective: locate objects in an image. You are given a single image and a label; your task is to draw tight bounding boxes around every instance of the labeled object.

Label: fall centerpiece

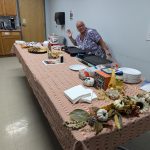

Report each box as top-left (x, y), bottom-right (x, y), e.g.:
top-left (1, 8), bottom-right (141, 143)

top-left (64, 69), bottom-right (150, 134)
top-left (64, 93), bottom-right (150, 134)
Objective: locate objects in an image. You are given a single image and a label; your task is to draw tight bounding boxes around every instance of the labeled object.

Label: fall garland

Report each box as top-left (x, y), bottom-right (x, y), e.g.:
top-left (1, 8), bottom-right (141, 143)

top-left (64, 90), bottom-right (150, 135)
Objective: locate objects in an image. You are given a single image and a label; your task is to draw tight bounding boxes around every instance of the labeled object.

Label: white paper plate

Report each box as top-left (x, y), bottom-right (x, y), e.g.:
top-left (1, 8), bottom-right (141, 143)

top-left (123, 79), bottom-right (141, 84)
top-left (69, 64), bottom-right (87, 71)
top-left (119, 67), bottom-right (141, 75)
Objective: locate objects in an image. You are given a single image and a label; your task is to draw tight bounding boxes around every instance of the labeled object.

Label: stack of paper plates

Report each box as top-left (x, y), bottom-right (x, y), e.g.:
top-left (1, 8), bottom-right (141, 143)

top-left (69, 64), bottom-right (87, 71)
top-left (118, 67), bottom-right (141, 83)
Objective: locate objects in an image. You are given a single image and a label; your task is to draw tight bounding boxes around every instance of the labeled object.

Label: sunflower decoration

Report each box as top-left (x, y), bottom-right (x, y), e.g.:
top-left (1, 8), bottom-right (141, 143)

top-left (132, 95), bottom-right (149, 113)
top-left (137, 92), bottom-right (150, 106)
top-left (136, 99), bottom-right (149, 113)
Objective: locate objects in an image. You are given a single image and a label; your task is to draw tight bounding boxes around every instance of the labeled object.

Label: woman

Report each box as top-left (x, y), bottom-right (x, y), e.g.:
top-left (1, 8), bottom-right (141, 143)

top-left (66, 21), bottom-right (112, 59)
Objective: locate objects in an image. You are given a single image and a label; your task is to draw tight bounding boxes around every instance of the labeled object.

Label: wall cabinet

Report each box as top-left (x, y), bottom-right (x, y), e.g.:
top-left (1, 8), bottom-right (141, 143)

top-left (0, 31), bottom-right (21, 55)
top-left (0, 0), bottom-right (17, 16)
top-left (0, 0), bottom-right (4, 16)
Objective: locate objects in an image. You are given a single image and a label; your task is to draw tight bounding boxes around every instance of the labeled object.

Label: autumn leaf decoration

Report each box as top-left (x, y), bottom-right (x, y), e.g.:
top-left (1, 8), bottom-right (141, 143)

top-left (64, 109), bottom-right (89, 130)
top-left (64, 108), bottom-right (112, 135)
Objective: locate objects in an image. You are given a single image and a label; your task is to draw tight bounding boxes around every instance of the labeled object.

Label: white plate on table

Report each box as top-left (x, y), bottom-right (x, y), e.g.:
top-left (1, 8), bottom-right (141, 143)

top-left (69, 64), bottom-right (87, 71)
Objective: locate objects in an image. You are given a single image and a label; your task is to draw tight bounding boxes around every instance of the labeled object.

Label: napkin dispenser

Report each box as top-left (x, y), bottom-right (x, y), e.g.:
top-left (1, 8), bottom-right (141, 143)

top-left (55, 12), bottom-right (65, 25)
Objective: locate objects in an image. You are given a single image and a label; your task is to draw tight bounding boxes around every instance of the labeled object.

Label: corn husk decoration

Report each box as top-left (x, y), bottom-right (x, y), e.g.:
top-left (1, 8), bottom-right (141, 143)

top-left (93, 122), bottom-right (103, 135)
top-left (97, 89), bottom-right (110, 101)
top-left (114, 113), bottom-right (122, 129)
top-left (107, 69), bottom-right (125, 96)
top-left (108, 69), bottom-right (116, 88)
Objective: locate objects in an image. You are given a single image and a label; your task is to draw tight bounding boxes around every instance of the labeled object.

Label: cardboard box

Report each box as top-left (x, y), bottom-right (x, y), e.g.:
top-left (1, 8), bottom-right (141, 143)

top-left (94, 70), bottom-right (111, 90)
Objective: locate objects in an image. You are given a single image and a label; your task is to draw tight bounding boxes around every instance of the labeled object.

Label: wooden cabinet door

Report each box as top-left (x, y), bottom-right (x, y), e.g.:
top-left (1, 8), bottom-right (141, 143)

top-left (4, 0), bottom-right (16, 16)
top-left (1, 38), bottom-right (16, 55)
top-left (0, 0), bottom-right (4, 16)
top-left (1, 32), bottom-right (21, 55)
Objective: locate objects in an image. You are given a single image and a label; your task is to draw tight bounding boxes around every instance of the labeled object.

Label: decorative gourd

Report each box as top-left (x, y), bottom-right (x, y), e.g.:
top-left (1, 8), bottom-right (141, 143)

top-left (79, 70), bottom-right (89, 80)
top-left (97, 109), bottom-right (108, 121)
top-left (83, 77), bottom-right (94, 87)
top-left (106, 88), bottom-right (120, 100)
top-left (113, 99), bottom-right (124, 110)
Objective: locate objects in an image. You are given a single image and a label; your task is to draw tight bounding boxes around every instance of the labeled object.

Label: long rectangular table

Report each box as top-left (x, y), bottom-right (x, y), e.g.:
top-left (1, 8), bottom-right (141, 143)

top-left (13, 44), bottom-right (150, 150)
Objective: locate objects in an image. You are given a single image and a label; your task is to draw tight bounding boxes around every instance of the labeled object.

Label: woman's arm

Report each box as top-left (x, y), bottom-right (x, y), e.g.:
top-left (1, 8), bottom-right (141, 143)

top-left (66, 29), bottom-right (77, 46)
top-left (98, 38), bottom-right (112, 58)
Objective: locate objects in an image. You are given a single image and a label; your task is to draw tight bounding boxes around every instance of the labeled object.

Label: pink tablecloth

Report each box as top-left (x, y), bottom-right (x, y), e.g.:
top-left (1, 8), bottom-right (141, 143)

top-left (13, 44), bottom-right (150, 150)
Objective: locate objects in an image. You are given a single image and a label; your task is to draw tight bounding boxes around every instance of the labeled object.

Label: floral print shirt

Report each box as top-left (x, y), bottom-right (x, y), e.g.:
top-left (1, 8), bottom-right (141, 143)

top-left (76, 28), bottom-right (105, 58)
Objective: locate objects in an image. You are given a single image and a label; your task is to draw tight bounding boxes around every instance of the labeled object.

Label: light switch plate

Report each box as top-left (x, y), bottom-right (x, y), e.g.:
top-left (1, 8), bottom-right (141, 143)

top-left (22, 18), bottom-right (27, 26)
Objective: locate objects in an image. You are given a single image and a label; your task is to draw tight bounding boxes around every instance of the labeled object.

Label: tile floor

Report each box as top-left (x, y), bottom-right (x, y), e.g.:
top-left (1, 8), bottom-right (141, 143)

top-left (0, 57), bottom-right (62, 150)
top-left (0, 56), bottom-right (150, 150)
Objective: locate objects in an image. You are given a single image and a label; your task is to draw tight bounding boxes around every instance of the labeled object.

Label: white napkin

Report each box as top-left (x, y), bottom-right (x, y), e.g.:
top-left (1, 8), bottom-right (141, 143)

top-left (64, 85), bottom-right (97, 104)
top-left (79, 90), bottom-right (97, 103)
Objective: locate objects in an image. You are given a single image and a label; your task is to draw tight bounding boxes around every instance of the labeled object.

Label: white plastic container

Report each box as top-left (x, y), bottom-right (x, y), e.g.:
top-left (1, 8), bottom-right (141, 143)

top-left (43, 41), bottom-right (49, 47)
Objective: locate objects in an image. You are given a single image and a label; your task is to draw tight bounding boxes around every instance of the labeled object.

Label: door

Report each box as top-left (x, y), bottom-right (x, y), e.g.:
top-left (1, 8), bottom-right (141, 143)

top-left (4, 0), bottom-right (16, 16)
top-left (18, 0), bottom-right (45, 42)
top-left (0, 0), bottom-right (4, 16)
